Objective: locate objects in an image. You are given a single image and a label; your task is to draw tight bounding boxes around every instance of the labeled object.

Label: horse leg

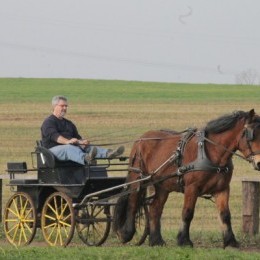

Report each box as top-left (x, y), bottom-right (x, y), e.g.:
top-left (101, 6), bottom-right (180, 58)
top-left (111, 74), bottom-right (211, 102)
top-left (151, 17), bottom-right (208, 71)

top-left (116, 181), bottom-right (144, 243)
top-left (215, 188), bottom-right (239, 248)
top-left (149, 188), bottom-right (169, 246)
top-left (177, 189), bottom-right (198, 247)
top-left (121, 190), bottom-right (140, 242)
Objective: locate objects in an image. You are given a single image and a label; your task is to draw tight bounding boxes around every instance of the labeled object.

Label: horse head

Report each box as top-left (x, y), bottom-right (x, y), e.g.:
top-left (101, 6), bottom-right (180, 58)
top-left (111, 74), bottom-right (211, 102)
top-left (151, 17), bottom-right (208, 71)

top-left (239, 109), bottom-right (260, 170)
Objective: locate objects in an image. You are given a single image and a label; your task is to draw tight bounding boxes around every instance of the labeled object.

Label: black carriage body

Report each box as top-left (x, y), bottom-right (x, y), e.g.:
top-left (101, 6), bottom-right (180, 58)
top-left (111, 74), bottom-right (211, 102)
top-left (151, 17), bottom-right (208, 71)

top-left (6, 146), bottom-right (128, 217)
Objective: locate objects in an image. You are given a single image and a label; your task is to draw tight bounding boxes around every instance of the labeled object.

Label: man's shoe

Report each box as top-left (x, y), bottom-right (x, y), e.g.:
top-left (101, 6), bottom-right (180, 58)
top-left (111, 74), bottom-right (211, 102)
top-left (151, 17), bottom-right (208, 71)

top-left (85, 146), bottom-right (97, 164)
top-left (107, 146), bottom-right (125, 159)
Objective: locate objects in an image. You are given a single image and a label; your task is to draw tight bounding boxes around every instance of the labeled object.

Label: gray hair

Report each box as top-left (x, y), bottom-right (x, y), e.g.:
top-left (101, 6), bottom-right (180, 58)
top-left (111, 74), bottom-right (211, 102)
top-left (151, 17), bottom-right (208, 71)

top-left (51, 95), bottom-right (68, 106)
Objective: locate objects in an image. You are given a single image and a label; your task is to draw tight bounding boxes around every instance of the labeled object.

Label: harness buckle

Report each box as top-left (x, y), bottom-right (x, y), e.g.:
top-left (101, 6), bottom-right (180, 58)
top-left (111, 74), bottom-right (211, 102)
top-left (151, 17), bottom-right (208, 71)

top-left (177, 166), bottom-right (186, 176)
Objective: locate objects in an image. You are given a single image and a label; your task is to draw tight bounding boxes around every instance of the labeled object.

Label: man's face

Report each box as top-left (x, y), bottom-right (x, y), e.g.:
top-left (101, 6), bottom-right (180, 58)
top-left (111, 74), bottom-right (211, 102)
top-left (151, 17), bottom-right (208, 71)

top-left (54, 100), bottom-right (68, 118)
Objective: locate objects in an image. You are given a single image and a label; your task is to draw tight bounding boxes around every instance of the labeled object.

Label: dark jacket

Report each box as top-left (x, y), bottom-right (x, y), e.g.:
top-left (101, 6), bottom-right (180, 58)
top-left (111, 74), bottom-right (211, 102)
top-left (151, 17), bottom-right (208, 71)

top-left (41, 114), bottom-right (81, 148)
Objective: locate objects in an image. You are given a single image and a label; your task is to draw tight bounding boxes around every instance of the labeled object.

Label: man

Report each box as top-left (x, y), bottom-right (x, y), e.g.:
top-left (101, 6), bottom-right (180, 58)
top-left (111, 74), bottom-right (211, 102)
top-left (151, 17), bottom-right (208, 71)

top-left (41, 95), bottom-right (124, 165)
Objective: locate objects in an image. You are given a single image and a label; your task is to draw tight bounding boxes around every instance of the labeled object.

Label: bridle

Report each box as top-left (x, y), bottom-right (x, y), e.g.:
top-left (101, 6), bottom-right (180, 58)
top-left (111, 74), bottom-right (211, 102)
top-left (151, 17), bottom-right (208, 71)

top-left (243, 125), bottom-right (260, 162)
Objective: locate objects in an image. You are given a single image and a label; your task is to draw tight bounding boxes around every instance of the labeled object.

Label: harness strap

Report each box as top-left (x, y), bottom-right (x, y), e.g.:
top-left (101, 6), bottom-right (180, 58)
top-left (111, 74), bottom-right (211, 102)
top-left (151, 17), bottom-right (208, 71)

top-left (176, 128), bottom-right (197, 167)
top-left (179, 130), bottom-right (231, 174)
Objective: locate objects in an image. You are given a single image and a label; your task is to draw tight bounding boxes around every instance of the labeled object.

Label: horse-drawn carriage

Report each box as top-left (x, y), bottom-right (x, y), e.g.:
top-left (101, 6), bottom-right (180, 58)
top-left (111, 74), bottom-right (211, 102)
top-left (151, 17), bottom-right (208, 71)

top-left (4, 109), bottom-right (260, 249)
top-left (3, 142), bottom-right (149, 247)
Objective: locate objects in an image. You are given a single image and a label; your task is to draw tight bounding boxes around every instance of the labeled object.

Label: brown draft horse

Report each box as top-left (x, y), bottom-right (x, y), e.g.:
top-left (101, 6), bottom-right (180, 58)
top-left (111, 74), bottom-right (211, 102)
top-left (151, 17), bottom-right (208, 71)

top-left (113, 109), bottom-right (260, 248)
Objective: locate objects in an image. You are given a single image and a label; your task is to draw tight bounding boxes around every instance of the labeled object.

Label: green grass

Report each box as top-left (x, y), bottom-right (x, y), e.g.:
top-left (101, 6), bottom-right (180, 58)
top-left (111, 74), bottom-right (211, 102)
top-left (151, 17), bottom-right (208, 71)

top-left (0, 245), bottom-right (259, 260)
top-left (0, 78), bottom-right (259, 103)
top-left (0, 78), bottom-right (260, 258)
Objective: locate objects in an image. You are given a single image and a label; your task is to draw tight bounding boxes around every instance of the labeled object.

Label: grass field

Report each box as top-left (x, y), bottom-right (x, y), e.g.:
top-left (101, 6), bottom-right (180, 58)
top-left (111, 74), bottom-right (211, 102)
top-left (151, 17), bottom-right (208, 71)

top-left (0, 78), bottom-right (260, 259)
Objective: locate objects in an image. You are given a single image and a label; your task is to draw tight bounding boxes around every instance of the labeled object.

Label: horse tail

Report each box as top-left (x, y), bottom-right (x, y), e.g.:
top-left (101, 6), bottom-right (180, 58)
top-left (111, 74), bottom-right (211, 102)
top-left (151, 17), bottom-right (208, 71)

top-left (113, 193), bottom-right (129, 235)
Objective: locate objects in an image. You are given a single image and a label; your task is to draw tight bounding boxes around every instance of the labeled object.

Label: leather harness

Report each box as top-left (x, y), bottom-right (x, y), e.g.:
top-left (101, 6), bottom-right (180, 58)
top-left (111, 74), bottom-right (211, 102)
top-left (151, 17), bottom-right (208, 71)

top-left (130, 128), bottom-right (232, 191)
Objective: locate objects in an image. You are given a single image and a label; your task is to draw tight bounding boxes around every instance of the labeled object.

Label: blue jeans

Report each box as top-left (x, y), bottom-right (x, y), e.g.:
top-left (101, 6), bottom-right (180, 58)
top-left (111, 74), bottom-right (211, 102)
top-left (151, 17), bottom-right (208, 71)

top-left (49, 144), bottom-right (108, 165)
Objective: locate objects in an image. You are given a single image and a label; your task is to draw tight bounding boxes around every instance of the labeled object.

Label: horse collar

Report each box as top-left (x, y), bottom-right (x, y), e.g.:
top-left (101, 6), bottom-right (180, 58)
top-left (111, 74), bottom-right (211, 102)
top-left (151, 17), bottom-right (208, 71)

top-left (178, 130), bottom-right (230, 174)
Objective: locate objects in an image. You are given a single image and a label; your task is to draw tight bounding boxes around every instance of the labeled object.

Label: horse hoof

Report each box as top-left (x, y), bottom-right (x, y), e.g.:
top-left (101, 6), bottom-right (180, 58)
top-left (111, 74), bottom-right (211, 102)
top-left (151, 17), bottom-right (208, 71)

top-left (223, 234), bottom-right (240, 249)
top-left (177, 241), bottom-right (193, 247)
top-left (177, 233), bottom-right (193, 247)
top-left (149, 238), bottom-right (166, 247)
top-left (224, 240), bottom-right (240, 249)
top-left (116, 230), bottom-right (133, 244)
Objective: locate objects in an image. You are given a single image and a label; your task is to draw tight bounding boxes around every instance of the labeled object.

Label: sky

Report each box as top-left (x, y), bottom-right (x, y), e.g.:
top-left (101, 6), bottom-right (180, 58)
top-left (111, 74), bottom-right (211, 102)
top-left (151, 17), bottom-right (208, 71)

top-left (0, 0), bottom-right (260, 84)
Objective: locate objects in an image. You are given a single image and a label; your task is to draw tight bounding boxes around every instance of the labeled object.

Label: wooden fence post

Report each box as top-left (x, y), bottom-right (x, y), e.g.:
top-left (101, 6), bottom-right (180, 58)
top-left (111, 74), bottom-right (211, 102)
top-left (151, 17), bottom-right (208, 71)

top-left (242, 179), bottom-right (260, 235)
top-left (0, 178), bottom-right (2, 222)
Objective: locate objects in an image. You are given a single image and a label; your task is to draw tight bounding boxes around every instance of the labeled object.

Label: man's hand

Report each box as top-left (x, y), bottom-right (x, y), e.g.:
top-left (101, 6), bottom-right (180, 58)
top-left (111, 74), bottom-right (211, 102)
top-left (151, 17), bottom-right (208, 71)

top-left (67, 138), bottom-right (79, 145)
top-left (77, 139), bottom-right (89, 149)
top-left (78, 139), bottom-right (89, 146)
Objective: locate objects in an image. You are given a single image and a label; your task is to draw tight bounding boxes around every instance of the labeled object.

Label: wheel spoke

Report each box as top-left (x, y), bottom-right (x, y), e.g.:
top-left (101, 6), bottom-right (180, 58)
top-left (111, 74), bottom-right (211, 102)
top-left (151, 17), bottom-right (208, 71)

top-left (59, 220), bottom-right (71, 228)
top-left (7, 223), bottom-right (19, 236)
top-left (5, 218), bottom-right (19, 223)
top-left (54, 226), bottom-right (59, 245)
top-left (93, 206), bottom-right (103, 218)
top-left (10, 225), bottom-right (19, 244)
top-left (47, 225), bottom-right (57, 240)
top-left (61, 212), bottom-right (72, 222)
top-left (18, 225), bottom-right (24, 245)
top-left (44, 221), bottom-right (56, 229)
top-left (58, 225), bottom-right (64, 246)
top-left (54, 197), bottom-right (58, 215)
top-left (6, 207), bottom-right (20, 218)
top-left (20, 224), bottom-right (28, 244)
top-left (44, 213), bottom-right (57, 221)
top-left (46, 203), bottom-right (57, 216)
top-left (24, 207), bottom-right (33, 219)
top-left (12, 199), bottom-right (20, 218)
top-left (23, 224), bottom-right (33, 235)
top-left (21, 197), bottom-right (28, 216)
top-left (60, 201), bottom-right (68, 217)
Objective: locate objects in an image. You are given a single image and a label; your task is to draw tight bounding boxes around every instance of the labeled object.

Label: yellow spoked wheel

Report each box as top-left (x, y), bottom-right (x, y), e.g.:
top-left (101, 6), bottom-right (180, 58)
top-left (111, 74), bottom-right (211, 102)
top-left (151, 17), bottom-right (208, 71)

top-left (76, 204), bottom-right (111, 246)
top-left (132, 204), bottom-right (149, 245)
top-left (4, 192), bottom-right (37, 246)
top-left (41, 192), bottom-right (75, 247)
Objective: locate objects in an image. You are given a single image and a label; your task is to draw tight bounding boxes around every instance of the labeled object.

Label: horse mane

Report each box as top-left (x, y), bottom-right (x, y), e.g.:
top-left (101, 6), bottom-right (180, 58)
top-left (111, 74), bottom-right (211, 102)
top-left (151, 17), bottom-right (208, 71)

top-left (205, 110), bottom-right (249, 134)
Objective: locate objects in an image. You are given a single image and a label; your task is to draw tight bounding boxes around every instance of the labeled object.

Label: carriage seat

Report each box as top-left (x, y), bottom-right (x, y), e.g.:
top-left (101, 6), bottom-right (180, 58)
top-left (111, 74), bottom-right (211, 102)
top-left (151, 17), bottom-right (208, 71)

top-left (35, 141), bottom-right (82, 168)
top-left (35, 145), bottom-right (56, 168)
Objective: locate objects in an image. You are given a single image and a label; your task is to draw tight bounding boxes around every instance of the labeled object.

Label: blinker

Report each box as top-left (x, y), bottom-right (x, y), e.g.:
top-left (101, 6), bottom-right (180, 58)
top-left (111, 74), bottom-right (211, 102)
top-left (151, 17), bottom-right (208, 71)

top-left (245, 127), bottom-right (254, 141)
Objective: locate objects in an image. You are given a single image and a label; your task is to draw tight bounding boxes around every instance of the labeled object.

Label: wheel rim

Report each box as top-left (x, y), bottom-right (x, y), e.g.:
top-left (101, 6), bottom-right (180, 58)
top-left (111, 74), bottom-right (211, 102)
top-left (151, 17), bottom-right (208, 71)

top-left (76, 204), bottom-right (111, 246)
top-left (132, 204), bottom-right (149, 245)
top-left (4, 192), bottom-right (37, 246)
top-left (41, 192), bottom-right (75, 246)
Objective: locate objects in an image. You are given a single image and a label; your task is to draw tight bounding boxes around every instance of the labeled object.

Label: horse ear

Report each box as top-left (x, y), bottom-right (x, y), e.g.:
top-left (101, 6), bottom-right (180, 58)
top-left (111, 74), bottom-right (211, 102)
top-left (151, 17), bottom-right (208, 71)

top-left (249, 109), bottom-right (255, 116)
top-left (248, 109), bottom-right (255, 123)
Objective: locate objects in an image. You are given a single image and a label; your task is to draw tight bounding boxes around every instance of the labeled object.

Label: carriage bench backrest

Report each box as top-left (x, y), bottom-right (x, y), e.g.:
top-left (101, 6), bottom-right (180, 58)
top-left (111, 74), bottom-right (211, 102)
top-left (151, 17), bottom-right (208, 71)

top-left (34, 140), bottom-right (56, 168)
top-left (35, 146), bottom-right (56, 168)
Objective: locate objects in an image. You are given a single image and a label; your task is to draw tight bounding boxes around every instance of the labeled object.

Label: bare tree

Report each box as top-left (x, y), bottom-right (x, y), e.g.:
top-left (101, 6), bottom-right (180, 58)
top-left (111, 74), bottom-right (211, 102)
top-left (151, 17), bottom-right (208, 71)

top-left (235, 69), bottom-right (259, 85)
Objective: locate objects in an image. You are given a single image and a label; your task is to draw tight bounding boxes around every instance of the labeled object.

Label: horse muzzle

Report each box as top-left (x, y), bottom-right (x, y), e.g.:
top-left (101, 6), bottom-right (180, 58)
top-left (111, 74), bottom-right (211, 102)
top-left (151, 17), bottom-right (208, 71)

top-left (250, 155), bottom-right (260, 171)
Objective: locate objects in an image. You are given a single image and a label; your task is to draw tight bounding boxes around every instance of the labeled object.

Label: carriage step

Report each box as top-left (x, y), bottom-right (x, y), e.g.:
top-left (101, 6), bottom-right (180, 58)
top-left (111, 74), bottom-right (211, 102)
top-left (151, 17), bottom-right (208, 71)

top-left (9, 179), bottom-right (38, 185)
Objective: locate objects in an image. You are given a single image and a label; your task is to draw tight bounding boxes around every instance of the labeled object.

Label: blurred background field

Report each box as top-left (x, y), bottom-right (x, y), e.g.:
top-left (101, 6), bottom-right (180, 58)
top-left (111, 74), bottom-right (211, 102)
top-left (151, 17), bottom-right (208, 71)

top-left (0, 78), bottom-right (260, 250)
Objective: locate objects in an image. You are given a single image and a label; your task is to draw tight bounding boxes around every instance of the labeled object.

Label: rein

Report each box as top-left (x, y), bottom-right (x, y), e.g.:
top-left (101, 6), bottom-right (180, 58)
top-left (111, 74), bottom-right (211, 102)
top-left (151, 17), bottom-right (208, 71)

top-left (91, 132), bottom-right (189, 147)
